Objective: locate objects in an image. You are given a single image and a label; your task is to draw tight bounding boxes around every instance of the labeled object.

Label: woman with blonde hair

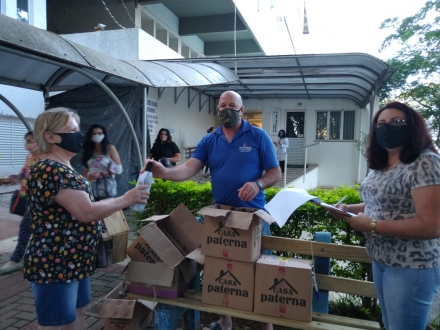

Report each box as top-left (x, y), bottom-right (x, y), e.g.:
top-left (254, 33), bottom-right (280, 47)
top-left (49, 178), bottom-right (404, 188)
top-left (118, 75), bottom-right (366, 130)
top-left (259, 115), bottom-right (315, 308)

top-left (25, 107), bottom-right (149, 329)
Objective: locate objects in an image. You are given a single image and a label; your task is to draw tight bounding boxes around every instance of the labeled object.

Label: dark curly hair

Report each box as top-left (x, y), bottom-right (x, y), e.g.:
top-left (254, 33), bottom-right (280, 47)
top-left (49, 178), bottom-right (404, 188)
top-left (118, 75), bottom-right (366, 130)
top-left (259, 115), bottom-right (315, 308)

top-left (367, 101), bottom-right (437, 170)
top-left (82, 124), bottom-right (110, 167)
top-left (153, 128), bottom-right (173, 148)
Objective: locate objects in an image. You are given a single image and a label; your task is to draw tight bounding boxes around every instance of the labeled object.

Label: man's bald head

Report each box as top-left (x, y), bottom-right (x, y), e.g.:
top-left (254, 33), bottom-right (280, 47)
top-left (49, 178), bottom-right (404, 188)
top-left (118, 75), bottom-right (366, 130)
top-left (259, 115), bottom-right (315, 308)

top-left (218, 91), bottom-right (244, 111)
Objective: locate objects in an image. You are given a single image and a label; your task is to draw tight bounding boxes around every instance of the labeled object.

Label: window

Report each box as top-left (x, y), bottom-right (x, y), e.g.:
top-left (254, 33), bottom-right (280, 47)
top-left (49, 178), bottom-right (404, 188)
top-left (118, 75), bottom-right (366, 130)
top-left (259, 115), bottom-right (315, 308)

top-left (286, 112), bottom-right (305, 138)
top-left (316, 110), bottom-right (355, 140)
top-left (17, 0), bottom-right (29, 23)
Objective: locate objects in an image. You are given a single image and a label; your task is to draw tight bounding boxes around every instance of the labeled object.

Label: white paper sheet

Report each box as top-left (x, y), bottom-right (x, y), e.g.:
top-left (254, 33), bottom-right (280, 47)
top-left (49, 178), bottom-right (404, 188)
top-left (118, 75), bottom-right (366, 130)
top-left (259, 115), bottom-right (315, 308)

top-left (266, 188), bottom-right (321, 228)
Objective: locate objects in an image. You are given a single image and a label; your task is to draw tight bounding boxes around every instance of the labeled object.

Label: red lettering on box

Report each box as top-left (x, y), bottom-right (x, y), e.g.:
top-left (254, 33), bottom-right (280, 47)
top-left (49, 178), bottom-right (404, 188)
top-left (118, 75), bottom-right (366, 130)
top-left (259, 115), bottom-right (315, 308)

top-left (223, 248), bottom-right (229, 257)
top-left (278, 266), bottom-right (285, 277)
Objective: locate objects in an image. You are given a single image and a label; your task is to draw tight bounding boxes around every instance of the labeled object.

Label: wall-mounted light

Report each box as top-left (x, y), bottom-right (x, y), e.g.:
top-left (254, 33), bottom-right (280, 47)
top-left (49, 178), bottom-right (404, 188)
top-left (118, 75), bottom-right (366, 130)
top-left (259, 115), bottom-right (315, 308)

top-left (297, 102), bottom-right (302, 106)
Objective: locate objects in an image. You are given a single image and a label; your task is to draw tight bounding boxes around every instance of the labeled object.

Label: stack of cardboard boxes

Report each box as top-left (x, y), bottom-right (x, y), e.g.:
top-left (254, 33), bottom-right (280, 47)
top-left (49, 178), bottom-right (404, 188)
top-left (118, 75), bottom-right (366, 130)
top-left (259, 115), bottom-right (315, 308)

top-left (102, 203), bottom-right (314, 328)
top-left (125, 203), bottom-right (204, 298)
top-left (199, 204), bottom-right (313, 322)
top-left (101, 204), bottom-right (204, 329)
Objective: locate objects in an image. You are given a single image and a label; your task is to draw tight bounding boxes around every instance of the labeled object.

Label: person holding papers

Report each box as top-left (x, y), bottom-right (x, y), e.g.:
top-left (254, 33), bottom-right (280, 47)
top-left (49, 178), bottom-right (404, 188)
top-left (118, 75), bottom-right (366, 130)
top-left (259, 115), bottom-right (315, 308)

top-left (330, 101), bottom-right (440, 330)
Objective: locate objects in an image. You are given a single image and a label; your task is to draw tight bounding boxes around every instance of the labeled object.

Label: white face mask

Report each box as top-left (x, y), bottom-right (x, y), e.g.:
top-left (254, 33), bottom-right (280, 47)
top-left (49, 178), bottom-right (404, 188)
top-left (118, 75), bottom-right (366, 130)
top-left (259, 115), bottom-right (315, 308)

top-left (91, 134), bottom-right (105, 143)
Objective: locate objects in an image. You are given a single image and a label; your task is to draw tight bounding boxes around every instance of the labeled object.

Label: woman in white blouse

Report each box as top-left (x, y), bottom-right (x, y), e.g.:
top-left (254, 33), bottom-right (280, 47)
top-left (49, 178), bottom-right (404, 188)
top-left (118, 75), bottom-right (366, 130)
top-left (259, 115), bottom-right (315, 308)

top-left (273, 129), bottom-right (289, 173)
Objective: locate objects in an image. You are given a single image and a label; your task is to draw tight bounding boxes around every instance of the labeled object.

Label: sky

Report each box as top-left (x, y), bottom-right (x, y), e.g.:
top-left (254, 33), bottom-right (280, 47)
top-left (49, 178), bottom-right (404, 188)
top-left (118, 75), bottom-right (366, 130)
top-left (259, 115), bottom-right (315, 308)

top-left (235, 0), bottom-right (428, 61)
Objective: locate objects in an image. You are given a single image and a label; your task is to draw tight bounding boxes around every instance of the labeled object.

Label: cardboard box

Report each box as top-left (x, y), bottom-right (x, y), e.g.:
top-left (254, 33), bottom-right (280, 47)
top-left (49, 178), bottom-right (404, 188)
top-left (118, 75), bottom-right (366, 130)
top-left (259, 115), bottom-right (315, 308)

top-left (199, 205), bottom-right (275, 262)
top-left (253, 255), bottom-right (312, 322)
top-left (126, 236), bottom-right (162, 264)
top-left (126, 258), bottom-right (199, 299)
top-left (202, 256), bottom-right (255, 312)
top-left (140, 203), bottom-right (203, 268)
top-left (102, 210), bottom-right (130, 264)
top-left (101, 282), bottom-right (156, 330)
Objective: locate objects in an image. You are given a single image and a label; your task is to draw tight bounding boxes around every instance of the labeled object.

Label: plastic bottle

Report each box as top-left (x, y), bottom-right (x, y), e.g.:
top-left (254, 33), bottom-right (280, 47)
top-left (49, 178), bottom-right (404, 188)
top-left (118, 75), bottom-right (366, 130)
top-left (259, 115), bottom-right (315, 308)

top-left (131, 162), bottom-right (153, 211)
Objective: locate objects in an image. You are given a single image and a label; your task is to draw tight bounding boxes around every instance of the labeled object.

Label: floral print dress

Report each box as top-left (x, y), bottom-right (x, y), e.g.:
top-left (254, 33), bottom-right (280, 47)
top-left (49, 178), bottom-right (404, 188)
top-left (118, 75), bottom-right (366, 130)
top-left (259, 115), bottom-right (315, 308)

top-left (24, 159), bottom-right (102, 284)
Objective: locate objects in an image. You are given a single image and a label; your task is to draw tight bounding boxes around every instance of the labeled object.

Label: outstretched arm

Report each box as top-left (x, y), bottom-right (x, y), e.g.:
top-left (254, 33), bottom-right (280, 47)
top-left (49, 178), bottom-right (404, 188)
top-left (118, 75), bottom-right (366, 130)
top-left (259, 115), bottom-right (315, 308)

top-left (145, 158), bottom-right (204, 182)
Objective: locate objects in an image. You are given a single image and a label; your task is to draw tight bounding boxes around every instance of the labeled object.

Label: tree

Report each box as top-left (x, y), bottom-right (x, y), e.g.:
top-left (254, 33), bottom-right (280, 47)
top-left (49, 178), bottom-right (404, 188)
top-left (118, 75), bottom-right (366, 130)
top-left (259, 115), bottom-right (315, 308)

top-left (379, 0), bottom-right (440, 148)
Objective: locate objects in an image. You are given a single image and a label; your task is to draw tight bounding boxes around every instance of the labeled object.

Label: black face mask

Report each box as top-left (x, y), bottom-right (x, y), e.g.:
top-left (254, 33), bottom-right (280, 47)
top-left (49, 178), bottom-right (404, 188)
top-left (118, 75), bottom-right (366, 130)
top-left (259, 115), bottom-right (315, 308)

top-left (218, 108), bottom-right (241, 128)
top-left (375, 125), bottom-right (408, 149)
top-left (52, 131), bottom-right (84, 153)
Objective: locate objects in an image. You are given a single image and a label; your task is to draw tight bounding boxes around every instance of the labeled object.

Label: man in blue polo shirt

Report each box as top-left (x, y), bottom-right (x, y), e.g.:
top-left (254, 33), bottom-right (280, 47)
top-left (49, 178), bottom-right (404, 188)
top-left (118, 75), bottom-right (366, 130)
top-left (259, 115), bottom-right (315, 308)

top-left (146, 90), bottom-right (280, 330)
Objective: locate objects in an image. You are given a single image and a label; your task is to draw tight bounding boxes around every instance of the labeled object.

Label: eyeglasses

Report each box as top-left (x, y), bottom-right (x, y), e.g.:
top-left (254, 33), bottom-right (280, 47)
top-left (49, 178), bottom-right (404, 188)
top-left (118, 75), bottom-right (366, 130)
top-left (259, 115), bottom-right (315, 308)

top-left (373, 119), bottom-right (407, 129)
top-left (160, 133), bottom-right (168, 136)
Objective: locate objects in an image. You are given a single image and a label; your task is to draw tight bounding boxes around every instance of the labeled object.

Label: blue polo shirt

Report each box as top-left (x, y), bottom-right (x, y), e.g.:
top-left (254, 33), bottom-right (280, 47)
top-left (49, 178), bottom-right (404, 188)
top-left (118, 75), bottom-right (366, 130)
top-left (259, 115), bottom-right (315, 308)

top-left (191, 120), bottom-right (278, 210)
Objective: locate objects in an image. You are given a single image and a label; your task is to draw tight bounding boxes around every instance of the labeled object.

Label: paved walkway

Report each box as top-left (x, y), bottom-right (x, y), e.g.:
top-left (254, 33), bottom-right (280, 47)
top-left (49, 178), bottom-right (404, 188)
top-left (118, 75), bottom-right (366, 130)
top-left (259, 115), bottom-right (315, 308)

top-left (0, 252), bottom-right (126, 329)
top-left (0, 185), bottom-right (137, 330)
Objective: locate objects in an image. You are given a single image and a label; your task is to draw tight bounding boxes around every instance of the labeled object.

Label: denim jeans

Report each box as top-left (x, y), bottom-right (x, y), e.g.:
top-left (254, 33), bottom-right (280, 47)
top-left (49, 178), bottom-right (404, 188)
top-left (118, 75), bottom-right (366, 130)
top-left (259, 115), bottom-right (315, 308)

top-left (30, 277), bottom-right (91, 326)
top-left (372, 260), bottom-right (440, 330)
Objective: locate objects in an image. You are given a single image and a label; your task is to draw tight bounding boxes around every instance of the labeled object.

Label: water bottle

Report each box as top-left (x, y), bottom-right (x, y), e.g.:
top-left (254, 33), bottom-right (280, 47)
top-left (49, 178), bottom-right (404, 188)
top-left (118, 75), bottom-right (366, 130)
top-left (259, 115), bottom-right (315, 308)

top-left (131, 162), bottom-right (153, 211)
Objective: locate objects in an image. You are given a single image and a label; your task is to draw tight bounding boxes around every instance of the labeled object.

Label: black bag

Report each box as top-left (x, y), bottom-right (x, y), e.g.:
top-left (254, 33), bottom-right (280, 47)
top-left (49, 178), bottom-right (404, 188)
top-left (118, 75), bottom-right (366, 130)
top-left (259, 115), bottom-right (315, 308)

top-left (10, 190), bottom-right (26, 216)
top-left (95, 240), bottom-right (113, 268)
top-left (91, 175), bottom-right (117, 199)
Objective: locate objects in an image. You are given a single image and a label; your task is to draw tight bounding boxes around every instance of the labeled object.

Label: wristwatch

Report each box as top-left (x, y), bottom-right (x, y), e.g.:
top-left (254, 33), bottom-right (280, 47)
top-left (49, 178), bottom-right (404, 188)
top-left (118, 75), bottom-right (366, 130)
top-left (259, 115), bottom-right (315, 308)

top-left (370, 219), bottom-right (378, 237)
top-left (256, 180), bottom-right (264, 191)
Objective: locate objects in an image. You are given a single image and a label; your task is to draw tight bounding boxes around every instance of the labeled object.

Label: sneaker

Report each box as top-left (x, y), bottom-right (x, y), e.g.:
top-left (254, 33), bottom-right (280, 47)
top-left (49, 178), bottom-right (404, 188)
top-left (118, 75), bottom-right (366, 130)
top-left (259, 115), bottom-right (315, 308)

top-left (0, 262), bottom-right (22, 275)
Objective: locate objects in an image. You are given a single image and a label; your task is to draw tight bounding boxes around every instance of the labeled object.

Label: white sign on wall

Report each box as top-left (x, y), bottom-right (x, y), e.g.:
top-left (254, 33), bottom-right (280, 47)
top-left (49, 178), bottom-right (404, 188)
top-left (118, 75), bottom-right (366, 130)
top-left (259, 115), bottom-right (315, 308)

top-left (147, 98), bottom-right (158, 137)
top-left (271, 109), bottom-right (280, 135)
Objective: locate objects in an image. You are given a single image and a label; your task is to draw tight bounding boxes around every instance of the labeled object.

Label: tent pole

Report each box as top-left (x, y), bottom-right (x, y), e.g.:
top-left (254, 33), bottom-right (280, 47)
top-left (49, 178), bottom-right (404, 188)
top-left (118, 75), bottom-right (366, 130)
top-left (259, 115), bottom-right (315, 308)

top-left (0, 46), bottom-right (144, 169)
top-left (142, 88), bottom-right (147, 161)
top-left (0, 94), bottom-right (33, 132)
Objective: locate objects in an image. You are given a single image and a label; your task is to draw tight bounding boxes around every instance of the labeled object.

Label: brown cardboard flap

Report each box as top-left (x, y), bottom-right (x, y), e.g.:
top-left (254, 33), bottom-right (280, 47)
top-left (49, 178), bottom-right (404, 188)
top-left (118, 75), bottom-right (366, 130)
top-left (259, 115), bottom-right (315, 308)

top-left (101, 298), bottom-right (136, 319)
top-left (140, 214), bottom-right (168, 222)
top-left (253, 209), bottom-right (275, 225)
top-left (178, 259), bottom-right (199, 283)
top-left (139, 223), bottom-right (185, 269)
top-left (126, 261), bottom-right (174, 287)
top-left (224, 211), bottom-right (254, 229)
top-left (198, 206), bottom-right (230, 218)
top-left (164, 203), bottom-right (203, 254)
top-left (199, 206), bottom-right (254, 229)
top-left (186, 248), bottom-right (204, 265)
top-left (103, 210), bottom-right (130, 236)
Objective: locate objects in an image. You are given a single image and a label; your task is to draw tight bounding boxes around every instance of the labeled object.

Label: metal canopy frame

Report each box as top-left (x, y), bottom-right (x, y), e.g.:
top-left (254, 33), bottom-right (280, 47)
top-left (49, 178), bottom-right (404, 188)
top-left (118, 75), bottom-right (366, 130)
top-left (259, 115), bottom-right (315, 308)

top-left (161, 55), bottom-right (395, 107)
top-left (0, 14), bottom-right (239, 167)
top-left (0, 14), bottom-right (395, 169)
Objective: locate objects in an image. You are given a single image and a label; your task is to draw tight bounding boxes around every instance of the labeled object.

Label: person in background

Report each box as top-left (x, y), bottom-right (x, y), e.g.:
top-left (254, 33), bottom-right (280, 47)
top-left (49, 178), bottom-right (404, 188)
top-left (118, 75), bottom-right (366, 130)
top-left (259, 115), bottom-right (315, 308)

top-left (201, 126), bottom-right (215, 178)
top-left (147, 128), bottom-right (181, 167)
top-left (82, 124), bottom-right (122, 201)
top-left (25, 108), bottom-right (149, 329)
top-left (330, 101), bottom-right (440, 330)
top-left (143, 91), bottom-right (280, 330)
top-left (0, 132), bottom-right (40, 275)
top-left (273, 129), bottom-right (289, 173)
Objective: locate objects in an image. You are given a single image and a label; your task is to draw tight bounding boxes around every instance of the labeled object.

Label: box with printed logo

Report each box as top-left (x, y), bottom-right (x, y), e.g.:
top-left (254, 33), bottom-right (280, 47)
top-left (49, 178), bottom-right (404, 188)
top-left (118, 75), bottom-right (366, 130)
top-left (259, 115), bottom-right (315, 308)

top-left (199, 205), bottom-right (275, 262)
top-left (126, 236), bottom-right (162, 264)
top-left (253, 255), bottom-right (312, 322)
top-left (202, 256), bottom-right (255, 312)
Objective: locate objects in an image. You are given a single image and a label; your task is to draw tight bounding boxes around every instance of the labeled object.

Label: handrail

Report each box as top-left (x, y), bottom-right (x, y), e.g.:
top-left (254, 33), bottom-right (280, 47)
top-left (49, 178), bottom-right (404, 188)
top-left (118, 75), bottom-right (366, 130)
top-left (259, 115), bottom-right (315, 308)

top-left (285, 142), bottom-right (320, 155)
top-left (282, 141), bottom-right (320, 187)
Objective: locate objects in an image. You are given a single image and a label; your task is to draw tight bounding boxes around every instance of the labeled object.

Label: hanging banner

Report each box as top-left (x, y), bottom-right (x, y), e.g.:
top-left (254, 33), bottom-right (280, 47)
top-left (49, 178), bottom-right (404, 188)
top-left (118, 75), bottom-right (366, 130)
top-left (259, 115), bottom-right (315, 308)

top-left (147, 98), bottom-right (158, 138)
